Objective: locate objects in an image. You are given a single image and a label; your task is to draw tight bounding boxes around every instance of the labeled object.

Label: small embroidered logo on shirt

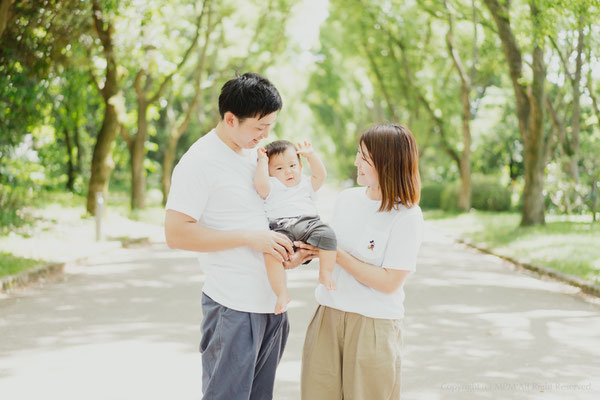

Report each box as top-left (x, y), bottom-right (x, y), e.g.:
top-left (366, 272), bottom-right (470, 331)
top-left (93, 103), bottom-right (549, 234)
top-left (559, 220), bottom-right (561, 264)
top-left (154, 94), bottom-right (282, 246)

top-left (368, 240), bottom-right (375, 251)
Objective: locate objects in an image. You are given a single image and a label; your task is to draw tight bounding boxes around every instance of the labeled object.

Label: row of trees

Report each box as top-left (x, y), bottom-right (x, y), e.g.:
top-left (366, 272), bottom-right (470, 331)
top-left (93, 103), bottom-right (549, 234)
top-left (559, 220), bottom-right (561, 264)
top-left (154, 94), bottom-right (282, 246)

top-left (306, 0), bottom-right (600, 225)
top-left (1, 0), bottom-right (599, 227)
top-left (1, 0), bottom-right (293, 217)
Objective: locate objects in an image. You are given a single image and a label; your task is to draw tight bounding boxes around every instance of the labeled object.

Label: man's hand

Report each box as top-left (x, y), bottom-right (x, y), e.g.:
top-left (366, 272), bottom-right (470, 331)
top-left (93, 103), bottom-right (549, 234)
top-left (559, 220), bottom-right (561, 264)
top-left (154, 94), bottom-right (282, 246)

top-left (247, 230), bottom-right (294, 262)
top-left (283, 241), bottom-right (319, 270)
top-left (257, 147), bottom-right (269, 162)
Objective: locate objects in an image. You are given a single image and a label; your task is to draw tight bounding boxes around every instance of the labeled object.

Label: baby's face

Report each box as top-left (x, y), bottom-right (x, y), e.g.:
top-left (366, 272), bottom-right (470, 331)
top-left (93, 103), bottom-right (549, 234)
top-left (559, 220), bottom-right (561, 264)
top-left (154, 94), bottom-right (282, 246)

top-left (268, 147), bottom-right (302, 187)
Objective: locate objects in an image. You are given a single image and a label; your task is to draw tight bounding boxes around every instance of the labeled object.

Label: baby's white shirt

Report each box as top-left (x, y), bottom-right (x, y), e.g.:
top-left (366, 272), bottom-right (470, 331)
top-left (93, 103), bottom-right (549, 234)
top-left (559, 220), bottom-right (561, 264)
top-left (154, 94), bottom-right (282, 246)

top-left (264, 175), bottom-right (318, 219)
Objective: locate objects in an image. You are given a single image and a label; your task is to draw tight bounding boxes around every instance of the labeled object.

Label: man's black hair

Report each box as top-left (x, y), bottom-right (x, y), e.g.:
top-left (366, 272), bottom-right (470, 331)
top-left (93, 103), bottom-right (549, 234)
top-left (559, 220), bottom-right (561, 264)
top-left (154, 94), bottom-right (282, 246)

top-left (218, 72), bottom-right (282, 121)
top-left (265, 140), bottom-right (300, 160)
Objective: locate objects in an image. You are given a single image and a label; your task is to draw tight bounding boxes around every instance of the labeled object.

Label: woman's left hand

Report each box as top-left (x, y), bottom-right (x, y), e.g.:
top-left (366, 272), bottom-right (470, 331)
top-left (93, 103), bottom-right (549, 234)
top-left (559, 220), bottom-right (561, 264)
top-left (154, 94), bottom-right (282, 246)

top-left (283, 241), bottom-right (319, 269)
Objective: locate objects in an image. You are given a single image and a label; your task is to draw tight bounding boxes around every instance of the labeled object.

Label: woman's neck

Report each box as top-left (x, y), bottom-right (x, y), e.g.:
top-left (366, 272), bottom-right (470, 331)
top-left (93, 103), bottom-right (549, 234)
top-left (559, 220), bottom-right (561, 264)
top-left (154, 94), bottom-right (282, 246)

top-left (366, 185), bottom-right (382, 200)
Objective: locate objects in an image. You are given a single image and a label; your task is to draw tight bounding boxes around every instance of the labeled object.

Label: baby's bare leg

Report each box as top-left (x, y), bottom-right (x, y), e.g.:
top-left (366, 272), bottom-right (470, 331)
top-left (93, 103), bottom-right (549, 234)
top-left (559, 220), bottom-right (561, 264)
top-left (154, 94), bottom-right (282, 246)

top-left (264, 254), bottom-right (291, 314)
top-left (318, 249), bottom-right (337, 291)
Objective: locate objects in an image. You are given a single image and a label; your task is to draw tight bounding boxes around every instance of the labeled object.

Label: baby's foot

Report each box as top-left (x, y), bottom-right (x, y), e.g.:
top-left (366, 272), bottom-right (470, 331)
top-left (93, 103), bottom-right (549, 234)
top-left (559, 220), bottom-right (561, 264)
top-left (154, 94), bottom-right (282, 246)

top-left (319, 271), bottom-right (337, 291)
top-left (274, 292), bottom-right (291, 315)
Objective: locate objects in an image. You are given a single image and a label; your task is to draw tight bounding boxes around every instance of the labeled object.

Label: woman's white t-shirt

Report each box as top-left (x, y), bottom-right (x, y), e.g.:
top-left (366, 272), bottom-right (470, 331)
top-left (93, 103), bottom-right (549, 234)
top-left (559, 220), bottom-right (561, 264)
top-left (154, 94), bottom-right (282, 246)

top-left (315, 187), bottom-right (424, 319)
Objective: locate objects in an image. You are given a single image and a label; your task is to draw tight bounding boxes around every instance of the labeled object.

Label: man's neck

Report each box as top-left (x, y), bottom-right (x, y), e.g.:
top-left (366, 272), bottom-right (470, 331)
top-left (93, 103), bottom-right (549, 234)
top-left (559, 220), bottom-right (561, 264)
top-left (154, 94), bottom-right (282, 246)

top-left (215, 122), bottom-right (243, 154)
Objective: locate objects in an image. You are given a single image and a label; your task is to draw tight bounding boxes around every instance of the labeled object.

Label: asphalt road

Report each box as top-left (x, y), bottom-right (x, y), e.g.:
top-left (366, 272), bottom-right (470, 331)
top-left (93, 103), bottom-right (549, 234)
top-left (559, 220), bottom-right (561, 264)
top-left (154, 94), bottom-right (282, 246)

top-left (1, 224), bottom-right (600, 399)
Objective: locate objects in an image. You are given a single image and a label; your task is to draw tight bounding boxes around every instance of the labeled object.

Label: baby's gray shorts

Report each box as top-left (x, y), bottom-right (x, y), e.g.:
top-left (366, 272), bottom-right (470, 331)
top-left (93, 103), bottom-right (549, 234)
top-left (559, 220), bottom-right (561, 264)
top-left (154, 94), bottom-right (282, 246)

top-left (268, 215), bottom-right (337, 251)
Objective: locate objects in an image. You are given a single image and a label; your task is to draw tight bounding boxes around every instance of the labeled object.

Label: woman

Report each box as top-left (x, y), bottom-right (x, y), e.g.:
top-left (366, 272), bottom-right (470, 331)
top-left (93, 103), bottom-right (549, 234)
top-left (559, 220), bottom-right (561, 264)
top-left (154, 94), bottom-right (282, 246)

top-left (300, 123), bottom-right (423, 399)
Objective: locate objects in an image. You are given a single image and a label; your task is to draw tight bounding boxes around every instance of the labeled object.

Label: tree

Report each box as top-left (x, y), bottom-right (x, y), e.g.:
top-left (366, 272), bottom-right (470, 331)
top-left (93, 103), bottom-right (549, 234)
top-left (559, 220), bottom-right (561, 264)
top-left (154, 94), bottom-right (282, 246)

top-left (484, 0), bottom-right (547, 225)
top-left (117, 0), bottom-right (211, 210)
top-left (160, 4), bottom-right (219, 204)
top-left (0, 0), bottom-right (15, 39)
top-left (87, 0), bottom-right (121, 214)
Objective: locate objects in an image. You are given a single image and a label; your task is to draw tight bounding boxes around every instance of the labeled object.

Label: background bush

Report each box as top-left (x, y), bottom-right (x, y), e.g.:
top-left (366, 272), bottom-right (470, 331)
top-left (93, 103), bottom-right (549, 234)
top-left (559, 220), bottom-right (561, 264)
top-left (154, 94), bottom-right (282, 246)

top-left (420, 182), bottom-right (445, 209)
top-left (440, 176), bottom-right (512, 212)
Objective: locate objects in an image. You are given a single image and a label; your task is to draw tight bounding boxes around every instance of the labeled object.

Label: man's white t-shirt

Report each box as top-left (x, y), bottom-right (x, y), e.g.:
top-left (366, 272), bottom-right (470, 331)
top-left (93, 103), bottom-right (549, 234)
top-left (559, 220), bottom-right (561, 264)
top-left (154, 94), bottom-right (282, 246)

top-left (264, 176), bottom-right (318, 219)
top-left (316, 187), bottom-right (424, 319)
top-left (166, 129), bottom-right (277, 313)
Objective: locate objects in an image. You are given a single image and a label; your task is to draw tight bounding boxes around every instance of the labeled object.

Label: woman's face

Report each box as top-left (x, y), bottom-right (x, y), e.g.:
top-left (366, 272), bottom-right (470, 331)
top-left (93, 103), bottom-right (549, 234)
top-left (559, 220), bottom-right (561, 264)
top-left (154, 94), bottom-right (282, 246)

top-left (354, 143), bottom-right (379, 188)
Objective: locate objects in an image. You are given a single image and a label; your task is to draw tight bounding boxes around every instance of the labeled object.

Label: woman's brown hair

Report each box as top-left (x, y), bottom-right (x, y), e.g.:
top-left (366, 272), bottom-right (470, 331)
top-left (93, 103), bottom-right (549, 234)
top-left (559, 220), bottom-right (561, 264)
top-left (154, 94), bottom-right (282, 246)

top-left (360, 124), bottom-right (421, 212)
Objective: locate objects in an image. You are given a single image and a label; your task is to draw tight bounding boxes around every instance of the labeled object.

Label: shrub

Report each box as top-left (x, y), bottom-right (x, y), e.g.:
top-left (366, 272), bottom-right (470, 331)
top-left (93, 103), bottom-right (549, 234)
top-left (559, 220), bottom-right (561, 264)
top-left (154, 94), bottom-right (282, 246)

top-left (420, 182), bottom-right (445, 209)
top-left (0, 153), bottom-right (41, 229)
top-left (441, 176), bottom-right (511, 212)
top-left (440, 182), bottom-right (461, 211)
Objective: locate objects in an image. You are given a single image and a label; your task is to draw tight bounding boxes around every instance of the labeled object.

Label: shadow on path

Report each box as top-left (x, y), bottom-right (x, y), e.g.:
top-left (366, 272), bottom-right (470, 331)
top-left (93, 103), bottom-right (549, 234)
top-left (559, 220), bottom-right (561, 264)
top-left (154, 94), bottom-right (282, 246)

top-left (0, 226), bottom-right (599, 399)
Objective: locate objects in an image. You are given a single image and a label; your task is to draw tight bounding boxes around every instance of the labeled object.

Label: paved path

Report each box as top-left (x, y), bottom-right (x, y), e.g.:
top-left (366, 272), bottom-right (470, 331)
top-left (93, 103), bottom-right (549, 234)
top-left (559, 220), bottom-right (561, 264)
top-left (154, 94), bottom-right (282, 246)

top-left (1, 227), bottom-right (600, 399)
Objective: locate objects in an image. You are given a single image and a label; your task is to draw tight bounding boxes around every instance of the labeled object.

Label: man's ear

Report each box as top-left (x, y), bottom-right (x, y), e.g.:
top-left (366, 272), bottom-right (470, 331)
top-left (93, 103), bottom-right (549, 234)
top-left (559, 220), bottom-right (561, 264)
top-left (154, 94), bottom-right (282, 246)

top-left (224, 111), bottom-right (237, 128)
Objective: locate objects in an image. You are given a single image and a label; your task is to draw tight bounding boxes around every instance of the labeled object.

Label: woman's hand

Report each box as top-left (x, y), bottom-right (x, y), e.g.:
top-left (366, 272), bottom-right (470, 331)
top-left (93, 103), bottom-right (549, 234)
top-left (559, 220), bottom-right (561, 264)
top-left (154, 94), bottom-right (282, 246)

top-left (283, 241), bottom-right (319, 269)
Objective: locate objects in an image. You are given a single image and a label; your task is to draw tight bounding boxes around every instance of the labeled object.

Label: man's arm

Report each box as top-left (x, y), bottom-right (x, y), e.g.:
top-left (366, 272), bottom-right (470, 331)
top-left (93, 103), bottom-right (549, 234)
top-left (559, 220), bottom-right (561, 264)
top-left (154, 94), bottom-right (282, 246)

top-left (164, 209), bottom-right (293, 262)
top-left (335, 249), bottom-right (411, 294)
top-left (297, 141), bottom-right (326, 191)
top-left (254, 148), bottom-right (271, 199)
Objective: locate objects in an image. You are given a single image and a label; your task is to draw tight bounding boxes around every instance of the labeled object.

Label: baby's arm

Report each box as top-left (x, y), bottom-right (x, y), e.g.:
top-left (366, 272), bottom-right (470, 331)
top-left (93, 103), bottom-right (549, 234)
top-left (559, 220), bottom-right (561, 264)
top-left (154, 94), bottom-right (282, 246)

top-left (254, 148), bottom-right (271, 199)
top-left (297, 141), bottom-right (327, 191)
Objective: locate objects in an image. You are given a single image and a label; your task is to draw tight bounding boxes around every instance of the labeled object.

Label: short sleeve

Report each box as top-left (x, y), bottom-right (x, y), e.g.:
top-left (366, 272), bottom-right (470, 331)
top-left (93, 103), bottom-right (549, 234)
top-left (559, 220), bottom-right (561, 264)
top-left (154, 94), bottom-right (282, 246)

top-left (382, 207), bottom-right (424, 271)
top-left (165, 155), bottom-right (209, 221)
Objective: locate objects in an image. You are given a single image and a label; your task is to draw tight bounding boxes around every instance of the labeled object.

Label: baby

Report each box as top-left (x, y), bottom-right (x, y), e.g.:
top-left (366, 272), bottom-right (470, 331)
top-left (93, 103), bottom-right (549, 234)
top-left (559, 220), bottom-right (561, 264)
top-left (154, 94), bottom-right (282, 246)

top-left (254, 140), bottom-right (337, 314)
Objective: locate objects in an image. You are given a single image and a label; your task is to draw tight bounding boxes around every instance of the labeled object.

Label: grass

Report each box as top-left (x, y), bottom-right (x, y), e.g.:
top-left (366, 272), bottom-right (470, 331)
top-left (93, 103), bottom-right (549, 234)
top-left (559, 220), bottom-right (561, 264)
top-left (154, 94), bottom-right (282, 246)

top-left (0, 189), bottom-right (165, 279)
top-left (425, 210), bottom-right (600, 285)
top-left (32, 189), bottom-right (166, 225)
top-left (0, 252), bottom-right (42, 277)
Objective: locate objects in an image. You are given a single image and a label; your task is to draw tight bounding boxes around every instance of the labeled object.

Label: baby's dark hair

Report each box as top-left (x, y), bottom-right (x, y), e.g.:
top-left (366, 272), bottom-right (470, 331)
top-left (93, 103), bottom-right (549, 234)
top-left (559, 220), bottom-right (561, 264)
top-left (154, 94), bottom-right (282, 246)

top-left (265, 140), bottom-right (300, 160)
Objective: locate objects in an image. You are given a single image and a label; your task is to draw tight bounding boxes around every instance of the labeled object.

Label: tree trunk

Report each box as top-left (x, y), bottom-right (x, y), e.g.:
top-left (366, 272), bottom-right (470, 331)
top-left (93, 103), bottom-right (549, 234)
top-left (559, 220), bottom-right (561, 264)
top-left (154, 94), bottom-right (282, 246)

top-left (161, 133), bottom-right (179, 205)
top-left (521, 44), bottom-right (546, 225)
top-left (73, 124), bottom-right (82, 173)
top-left (87, 1), bottom-right (120, 215)
top-left (87, 102), bottom-right (119, 214)
top-left (591, 179), bottom-right (598, 223)
top-left (64, 128), bottom-right (75, 191)
top-left (0, 0), bottom-right (14, 39)
top-left (130, 99), bottom-right (148, 210)
top-left (445, 8), bottom-right (472, 212)
top-left (568, 15), bottom-right (584, 184)
top-left (458, 96), bottom-right (472, 211)
top-left (484, 0), bottom-right (546, 226)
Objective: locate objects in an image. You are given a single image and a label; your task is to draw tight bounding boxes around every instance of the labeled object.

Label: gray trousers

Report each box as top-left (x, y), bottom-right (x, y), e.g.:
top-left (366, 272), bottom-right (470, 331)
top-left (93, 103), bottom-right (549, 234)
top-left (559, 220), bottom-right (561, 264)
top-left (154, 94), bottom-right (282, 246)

top-left (200, 294), bottom-right (289, 400)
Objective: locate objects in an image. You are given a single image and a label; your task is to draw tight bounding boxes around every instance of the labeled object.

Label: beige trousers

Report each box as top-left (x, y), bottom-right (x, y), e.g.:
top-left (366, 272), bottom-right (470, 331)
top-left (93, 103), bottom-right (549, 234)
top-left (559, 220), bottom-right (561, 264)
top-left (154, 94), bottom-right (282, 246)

top-left (301, 305), bottom-right (403, 400)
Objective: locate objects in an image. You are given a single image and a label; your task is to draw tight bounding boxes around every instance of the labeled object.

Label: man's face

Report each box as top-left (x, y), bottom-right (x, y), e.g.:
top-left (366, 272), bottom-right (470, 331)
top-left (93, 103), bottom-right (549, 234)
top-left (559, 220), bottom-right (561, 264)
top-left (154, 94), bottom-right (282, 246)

top-left (268, 147), bottom-right (302, 187)
top-left (231, 111), bottom-right (278, 150)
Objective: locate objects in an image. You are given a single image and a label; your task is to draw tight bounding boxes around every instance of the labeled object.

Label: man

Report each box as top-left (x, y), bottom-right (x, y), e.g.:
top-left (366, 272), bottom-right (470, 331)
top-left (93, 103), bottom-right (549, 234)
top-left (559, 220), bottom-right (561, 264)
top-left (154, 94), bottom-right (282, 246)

top-left (165, 72), bottom-right (316, 399)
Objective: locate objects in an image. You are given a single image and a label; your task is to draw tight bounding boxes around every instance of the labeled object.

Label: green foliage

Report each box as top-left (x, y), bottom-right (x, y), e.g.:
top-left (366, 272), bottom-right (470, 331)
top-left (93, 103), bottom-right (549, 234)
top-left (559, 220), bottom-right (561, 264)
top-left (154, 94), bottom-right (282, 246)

top-left (420, 182), bottom-right (445, 209)
top-left (0, 149), bottom-right (43, 228)
top-left (0, 252), bottom-right (41, 278)
top-left (425, 210), bottom-right (600, 284)
top-left (441, 176), bottom-right (512, 211)
top-left (1, 0), bottom-right (600, 226)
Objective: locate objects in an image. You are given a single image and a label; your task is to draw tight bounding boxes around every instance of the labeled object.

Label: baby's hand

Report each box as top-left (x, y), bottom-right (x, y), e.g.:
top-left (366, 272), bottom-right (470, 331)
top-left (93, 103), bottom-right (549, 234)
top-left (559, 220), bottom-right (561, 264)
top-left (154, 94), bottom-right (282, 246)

top-left (296, 141), bottom-right (316, 159)
top-left (257, 147), bottom-right (269, 162)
